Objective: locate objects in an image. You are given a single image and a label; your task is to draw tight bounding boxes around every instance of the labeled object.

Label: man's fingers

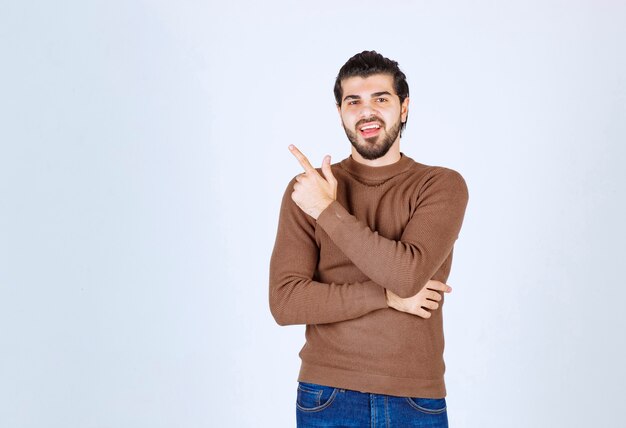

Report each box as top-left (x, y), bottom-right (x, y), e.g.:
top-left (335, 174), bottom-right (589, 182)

top-left (426, 280), bottom-right (452, 293)
top-left (321, 155), bottom-right (336, 184)
top-left (426, 290), bottom-right (442, 302)
top-left (289, 144), bottom-right (315, 173)
top-left (422, 300), bottom-right (439, 311)
top-left (415, 308), bottom-right (432, 319)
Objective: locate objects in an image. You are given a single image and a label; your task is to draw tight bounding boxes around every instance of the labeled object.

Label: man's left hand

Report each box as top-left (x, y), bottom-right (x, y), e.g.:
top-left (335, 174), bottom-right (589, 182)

top-left (289, 144), bottom-right (337, 220)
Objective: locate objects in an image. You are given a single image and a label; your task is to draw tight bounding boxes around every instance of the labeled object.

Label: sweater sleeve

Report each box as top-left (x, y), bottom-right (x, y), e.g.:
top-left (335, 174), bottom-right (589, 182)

top-left (316, 168), bottom-right (469, 298)
top-left (269, 178), bottom-right (388, 326)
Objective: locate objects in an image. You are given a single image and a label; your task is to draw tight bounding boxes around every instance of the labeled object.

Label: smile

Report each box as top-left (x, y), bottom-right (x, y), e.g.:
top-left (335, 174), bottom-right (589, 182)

top-left (358, 122), bottom-right (382, 138)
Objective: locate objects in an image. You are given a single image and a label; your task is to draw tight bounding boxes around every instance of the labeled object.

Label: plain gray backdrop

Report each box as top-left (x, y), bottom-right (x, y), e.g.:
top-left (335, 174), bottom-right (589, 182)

top-left (1, 1), bottom-right (625, 427)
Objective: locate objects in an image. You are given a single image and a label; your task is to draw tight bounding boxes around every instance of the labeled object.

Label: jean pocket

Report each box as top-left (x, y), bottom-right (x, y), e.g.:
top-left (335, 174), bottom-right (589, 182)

top-left (405, 397), bottom-right (447, 414)
top-left (296, 382), bottom-right (338, 412)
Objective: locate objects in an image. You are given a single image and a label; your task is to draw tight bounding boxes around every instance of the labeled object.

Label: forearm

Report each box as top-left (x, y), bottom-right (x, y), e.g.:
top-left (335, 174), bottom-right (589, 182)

top-left (269, 274), bottom-right (387, 326)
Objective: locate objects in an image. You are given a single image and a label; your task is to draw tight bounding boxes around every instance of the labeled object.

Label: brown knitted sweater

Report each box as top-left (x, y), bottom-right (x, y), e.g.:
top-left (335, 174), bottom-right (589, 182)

top-left (269, 153), bottom-right (469, 398)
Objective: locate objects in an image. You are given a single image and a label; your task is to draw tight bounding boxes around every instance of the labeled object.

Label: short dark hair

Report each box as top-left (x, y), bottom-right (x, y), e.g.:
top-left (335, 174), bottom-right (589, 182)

top-left (334, 51), bottom-right (410, 133)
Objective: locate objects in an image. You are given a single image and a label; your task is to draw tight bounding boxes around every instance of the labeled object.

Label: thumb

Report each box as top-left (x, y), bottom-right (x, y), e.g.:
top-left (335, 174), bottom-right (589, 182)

top-left (321, 155), bottom-right (336, 183)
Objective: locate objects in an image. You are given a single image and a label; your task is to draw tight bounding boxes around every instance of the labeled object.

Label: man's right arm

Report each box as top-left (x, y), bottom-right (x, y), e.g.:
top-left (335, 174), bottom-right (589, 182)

top-left (269, 179), bottom-right (388, 326)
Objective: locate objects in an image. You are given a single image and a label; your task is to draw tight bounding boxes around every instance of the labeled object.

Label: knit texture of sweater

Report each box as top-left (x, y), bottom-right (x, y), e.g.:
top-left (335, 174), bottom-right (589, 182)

top-left (269, 153), bottom-right (469, 398)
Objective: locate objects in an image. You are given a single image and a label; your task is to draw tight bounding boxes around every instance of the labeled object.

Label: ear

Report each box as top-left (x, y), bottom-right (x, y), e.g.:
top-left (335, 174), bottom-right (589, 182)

top-left (401, 97), bottom-right (410, 123)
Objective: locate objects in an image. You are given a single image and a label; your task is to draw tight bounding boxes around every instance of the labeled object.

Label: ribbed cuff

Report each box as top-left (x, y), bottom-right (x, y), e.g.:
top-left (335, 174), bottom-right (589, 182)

top-left (316, 200), bottom-right (350, 237)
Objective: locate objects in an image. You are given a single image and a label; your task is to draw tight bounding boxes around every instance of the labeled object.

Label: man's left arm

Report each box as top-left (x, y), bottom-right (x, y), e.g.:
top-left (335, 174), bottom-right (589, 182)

top-left (317, 168), bottom-right (468, 298)
top-left (289, 145), bottom-right (469, 299)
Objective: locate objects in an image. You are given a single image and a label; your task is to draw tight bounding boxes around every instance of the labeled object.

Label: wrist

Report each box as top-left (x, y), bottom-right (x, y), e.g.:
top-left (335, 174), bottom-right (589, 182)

top-left (385, 289), bottom-right (407, 311)
top-left (312, 198), bottom-right (334, 220)
top-left (385, 289), bottom-right (399, 310)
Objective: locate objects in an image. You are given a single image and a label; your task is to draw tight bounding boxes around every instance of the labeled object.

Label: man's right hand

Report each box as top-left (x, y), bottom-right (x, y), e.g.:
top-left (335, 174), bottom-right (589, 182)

top-left (385, 280), bottom-right (452, 318)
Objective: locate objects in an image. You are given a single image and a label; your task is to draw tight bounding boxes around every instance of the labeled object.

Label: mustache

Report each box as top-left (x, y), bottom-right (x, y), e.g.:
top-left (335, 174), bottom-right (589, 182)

top-left (356, 116), bottom-right (385, 128)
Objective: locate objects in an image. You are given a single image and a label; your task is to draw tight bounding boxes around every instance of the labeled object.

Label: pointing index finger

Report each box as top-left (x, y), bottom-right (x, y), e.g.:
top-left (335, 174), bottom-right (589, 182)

top-left (289, 144), bottom-right (315, 173)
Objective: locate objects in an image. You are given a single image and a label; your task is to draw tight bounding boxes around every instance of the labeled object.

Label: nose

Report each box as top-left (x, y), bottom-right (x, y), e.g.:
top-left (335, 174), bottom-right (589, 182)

top-left (358, 101), bottom-right (378, 118)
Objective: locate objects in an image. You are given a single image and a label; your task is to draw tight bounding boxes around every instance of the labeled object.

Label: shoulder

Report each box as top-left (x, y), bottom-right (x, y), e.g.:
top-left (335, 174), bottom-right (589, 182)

top-left (428, 166), bottom-right (467, 187)
top-left (406, 162), bottom-right (468, 198)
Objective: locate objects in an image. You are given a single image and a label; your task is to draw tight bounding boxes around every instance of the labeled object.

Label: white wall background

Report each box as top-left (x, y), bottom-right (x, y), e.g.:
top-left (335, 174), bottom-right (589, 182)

top-left (1, 1), bottom-right (625, 427)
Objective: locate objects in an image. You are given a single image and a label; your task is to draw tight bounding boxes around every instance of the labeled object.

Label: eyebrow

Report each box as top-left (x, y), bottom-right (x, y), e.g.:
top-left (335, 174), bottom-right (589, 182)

top-left (372, 91), bottom-right (393, 97)
top-left (343, 91), bottom-right (394, 102)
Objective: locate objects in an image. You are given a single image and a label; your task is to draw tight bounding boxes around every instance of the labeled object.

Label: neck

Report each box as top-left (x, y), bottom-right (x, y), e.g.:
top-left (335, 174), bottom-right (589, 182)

top-left (351, 139), bottom-right (401, 167)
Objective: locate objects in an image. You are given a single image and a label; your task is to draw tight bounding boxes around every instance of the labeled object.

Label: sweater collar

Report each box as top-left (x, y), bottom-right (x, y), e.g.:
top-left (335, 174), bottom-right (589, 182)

top-left (339, 153), bottom-right (414, 183)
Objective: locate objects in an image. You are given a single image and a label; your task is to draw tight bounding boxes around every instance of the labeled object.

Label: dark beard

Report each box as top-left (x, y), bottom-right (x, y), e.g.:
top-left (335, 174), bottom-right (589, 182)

top-left (342, 116), bottom-right (402, 160)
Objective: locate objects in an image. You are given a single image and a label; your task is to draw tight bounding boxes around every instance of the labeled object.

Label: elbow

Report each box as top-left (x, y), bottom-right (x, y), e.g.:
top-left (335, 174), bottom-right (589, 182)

top-left (393, 275), bottom-right (429, 298)
top-left (269, 286), bottom-right (294, 326)
top-left (271, 307), bottom-right (297, 327)
top-left (395, 289), bottom-right (415, 299)
top-left (387, 244), bottom-right (431, 298)
top-left (395, 287), bottom-right (420, 299)
top-left (269, 274), bottom-right (311, 326)
top-left (270, 304), bottom-right (290, 326)
top-left (274, 317), bottom-right (292, 327)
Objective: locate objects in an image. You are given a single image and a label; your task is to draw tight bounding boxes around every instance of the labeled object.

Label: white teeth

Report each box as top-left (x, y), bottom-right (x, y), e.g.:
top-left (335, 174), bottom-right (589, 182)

top-left (360, 124), bottom-right (380, 131)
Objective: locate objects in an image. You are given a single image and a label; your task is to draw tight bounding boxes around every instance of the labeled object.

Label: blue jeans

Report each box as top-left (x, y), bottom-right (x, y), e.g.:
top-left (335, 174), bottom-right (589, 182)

top-left (296, 381), bottom-right (448, 427)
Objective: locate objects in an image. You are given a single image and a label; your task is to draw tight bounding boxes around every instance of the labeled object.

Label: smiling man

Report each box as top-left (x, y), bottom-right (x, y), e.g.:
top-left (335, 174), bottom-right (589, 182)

top-left (269, 51), bottom-right (469, 427)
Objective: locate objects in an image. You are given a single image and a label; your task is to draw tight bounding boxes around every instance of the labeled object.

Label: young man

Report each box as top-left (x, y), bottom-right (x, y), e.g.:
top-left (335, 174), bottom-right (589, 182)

top-left (269, 51), bottom-right (469, 427)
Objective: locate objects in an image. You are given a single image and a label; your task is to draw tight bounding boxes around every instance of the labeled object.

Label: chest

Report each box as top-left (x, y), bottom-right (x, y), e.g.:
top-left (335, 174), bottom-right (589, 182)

top-left (334, 178), bottom-right (421, 240)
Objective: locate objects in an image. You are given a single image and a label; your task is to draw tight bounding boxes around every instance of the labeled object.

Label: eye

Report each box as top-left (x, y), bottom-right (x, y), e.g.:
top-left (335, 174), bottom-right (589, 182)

top-left (376, 97), bottom-right (388, 103)
top-left (347, 100), bottom-right (360, 105)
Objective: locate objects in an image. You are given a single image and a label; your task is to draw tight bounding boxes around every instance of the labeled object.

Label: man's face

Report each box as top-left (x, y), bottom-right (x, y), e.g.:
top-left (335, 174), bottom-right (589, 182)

top-left (337, 74), bottom-right (409, 160)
